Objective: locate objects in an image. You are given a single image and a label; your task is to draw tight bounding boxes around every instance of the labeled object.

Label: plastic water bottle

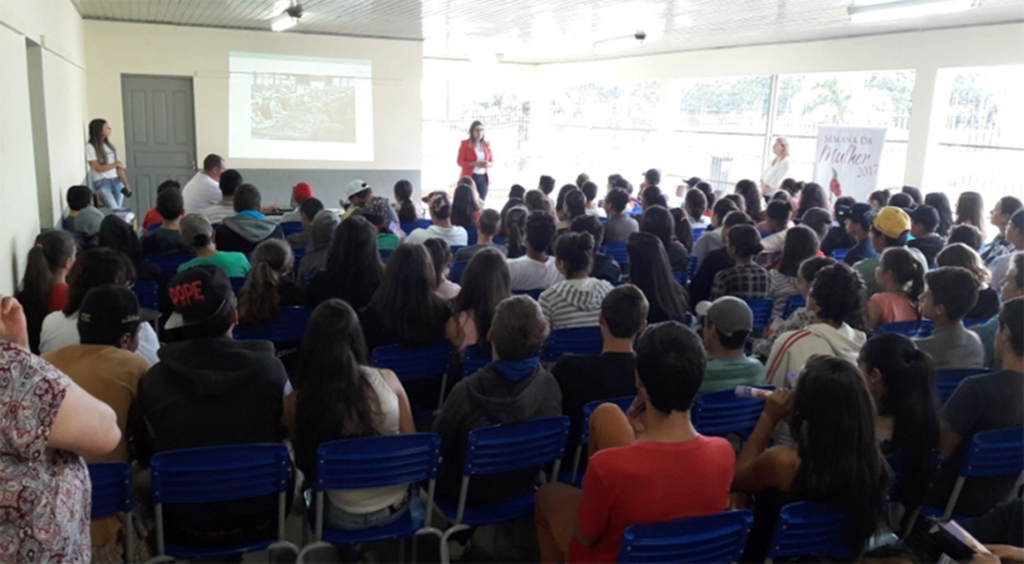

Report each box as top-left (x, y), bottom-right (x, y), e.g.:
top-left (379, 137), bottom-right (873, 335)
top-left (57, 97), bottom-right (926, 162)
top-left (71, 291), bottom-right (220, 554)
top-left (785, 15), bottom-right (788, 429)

top-left (734, 386), bottom-right (770, 399)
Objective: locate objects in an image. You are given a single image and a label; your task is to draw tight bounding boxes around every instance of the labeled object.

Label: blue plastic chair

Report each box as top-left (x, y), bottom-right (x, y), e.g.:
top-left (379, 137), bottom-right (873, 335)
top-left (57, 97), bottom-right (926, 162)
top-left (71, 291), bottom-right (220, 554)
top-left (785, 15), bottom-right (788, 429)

top-left (449, 260), bottom-right (469, 285)
top-left (230, 276), bottom-right (246, 294)
top-left (542, 326), bottom-right (604, 362)
top-left (686, 255), bottom-right (700, 282)
top-left (745, 299), bottom-right (774, 332)
top-left (292, 246), bottom-right (306, 274)
top-left (401, 220), bottom-right (432, 234)
top-left (89, 462), bottom-right (134, 563)
top-left (465, 228), bottom-right (478, 246)
top-left (298, 434), bottom-right (444, 563)
top-left (513, 288), bottom-right (544, 301)
top-left (692, 386), bottom-right (773, 439)
top-left (234, 306), bottom-right (312, 343)
top-left (133, 280), bottom-right (160, 311)
top-left (673, 270), bottom-right (687, 287)
top-left (148, 223), bottom-right (162, 231)
top-left (371, 342), bottom-right (453, 416)
top-left (765, 502), bottom-right (854, 563)
top-left (380, 248), bottom-right (392, 262)
top-left (279, 221), bottom-right (304, 237)
top-left (437, 416), bottom-right (570, 564)
top-left (935, 368), bottom-right (990, 405)
top-left (830, 247), bottom-right (851, 262)
top-left (781, 295), bottom-right (806, 320)
top-left (569, 396), bottom-right (634, 484)
top-left (462, 343), bottom-right (491, 378)
top-left (146, 253), bottom-right (195, 280)
top-left (601, 242), bottom-right (630, 267)
top-left (692, 227), bottom-right (706, 241)
top-left (149, 443), bottom-right (298, 561)
top-left (877, 319), bottom-right (935, 338)
top-left (963, 317), bottom-right (990, 328)
top-left (617, 509), bottom-right (754, 563)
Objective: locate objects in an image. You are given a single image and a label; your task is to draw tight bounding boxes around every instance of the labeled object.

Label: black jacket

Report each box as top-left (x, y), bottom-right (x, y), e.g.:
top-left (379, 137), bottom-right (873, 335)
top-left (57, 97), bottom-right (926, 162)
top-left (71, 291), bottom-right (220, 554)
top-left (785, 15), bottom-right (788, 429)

top-left (908, 234), bottom-right (947, 267)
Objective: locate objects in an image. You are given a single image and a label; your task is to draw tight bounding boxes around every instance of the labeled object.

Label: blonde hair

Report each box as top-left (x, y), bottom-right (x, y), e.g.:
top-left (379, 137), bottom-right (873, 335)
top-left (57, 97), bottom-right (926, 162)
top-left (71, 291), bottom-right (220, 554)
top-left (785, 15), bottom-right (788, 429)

top-left (772, 136), bottom-right (790, 165)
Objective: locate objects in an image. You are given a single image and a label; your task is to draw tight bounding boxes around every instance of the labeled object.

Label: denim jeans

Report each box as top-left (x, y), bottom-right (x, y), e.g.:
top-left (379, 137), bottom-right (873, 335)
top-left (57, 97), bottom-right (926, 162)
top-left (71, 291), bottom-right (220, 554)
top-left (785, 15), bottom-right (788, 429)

top-left (95, 177), bottom-right (125, 209)
top-left (472, 173), bottom-right (489, 201)
top-left (326, 497), bottom-right (409, 531)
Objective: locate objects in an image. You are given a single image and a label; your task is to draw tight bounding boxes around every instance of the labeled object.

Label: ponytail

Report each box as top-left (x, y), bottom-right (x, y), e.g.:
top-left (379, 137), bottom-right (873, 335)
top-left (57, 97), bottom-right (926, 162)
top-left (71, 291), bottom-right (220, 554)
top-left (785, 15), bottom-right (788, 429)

top-left (881, 247), bottom-right (924, 304)
top-left (238, 240), bottom-right (292, 328)
top-left (907, 260), bottom-right (925, 304)
top-left (505, 207), bottom-right (528, 259)
top-left (397, 199), bottom-right (418, 223)
top-left (17, 231), bottom-right (76, 312)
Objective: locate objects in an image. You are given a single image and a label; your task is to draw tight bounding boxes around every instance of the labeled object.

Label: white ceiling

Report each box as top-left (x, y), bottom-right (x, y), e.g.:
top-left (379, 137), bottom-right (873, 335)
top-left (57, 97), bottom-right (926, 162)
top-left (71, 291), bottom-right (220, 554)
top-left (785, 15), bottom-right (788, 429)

top-left (71, 0), bottom-right (1024, 63)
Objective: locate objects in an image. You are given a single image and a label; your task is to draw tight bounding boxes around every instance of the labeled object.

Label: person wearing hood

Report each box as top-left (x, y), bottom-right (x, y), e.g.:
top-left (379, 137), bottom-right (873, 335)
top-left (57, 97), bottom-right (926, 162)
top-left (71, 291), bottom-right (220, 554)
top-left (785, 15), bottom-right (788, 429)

top-left (433, 295), bottom-right (562, 507)
top-left (764, 262), bottom-right (867, 444)
top-left (136, 265), bottom-right (288, 547)
top-left (907, 204), bottom-right (946, 267)
top-left (538, 232), bottom-right (613, 330)
top-left (213, 183), bottom-right (285, 254)
top-left (297, 209), bottom-right (340, 284)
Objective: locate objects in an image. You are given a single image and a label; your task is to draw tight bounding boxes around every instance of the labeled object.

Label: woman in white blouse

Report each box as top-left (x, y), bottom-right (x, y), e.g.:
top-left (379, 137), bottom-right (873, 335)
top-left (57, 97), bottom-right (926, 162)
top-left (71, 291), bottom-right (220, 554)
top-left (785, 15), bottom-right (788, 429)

top-left (86, 119), bottom-right (131, 209)
top-left (761, 137), bottom-right (790, 197)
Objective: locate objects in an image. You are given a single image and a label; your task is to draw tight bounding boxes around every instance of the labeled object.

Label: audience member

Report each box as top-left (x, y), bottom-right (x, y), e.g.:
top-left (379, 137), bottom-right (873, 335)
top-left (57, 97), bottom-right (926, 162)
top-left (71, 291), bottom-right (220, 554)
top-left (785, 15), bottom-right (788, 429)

top-left (838, 202), bottom-right (879, 265)
top-left (508, 184), bottom-right (526, 202)
top-left (575, 173), bottom-right (590, 189)
top-left (16, 230), bottom-right (76, 353)
top-left (292, 299), bottom-right (415, 530)
top-left (393, 179), bottom-right (422, 223)
top-left (341, 179), bottom-right (400, 227)
top-left (434, 295), bottom-right (561, 506)
top-left (405, 191), bottom-right (468, 246)
top-left (238, 239), bottom-right (304, 329)
top-left (445, 248), bottom-right (510, 352)
top-left (361, 196), bottom-right (400, 251)
top-left (98, 215), bottom-right (162, 284)
top-left (142, 186), bottom-right (189, 256)
top-left (177, 214), bottom-right (252, 278)
top-left (669, 207), bottom-right (695, 253)
top-left (508, 211), bottom-right (563, 291)
top-left (137, 265), bottom-right (287, 546)
top-left (930, 297), bottom-right (1023, 517)
top-left (535, 321), bottom-right (734, 563)
top-left (203, 169), bottom-right (242, 224)
top-left (819, 196), bottom-right (858, 256)
top-left (937, 243), bottom-right (1000, 320)
top-left (455, 209), bottom-right (507, 261)
top-left (956, 191), bottom-right (987, 240)
top-left (580, 181), bottom-right (606, 218)
top-left (63, 184), bottom-right (104, 245)
top-left (691, 198), bottom-right (739, 261)
top-left (602, 188), bottom-right (639, 244)
top-left (539, 232), bottom-right (613, 330)
top-left (641, 205), bottom-right (689, 273)
top-left (502, 206), bottom-right (529, 259)
top-left (689, 210), bottom-right (755, 306)
top-left (758, 199), bottom-right (793, 238)
top-left (990, 209), bottom-right (1023, 290)
top-left (308, 216), bottom-right (383, 311)
top-left (697, 296), bottom-right (765, 392)
top-left (555, 184), bottom-right (579, 222)
top-left (628, 232), bottom-right (689, 323)
top-left (796, 182), bottom-right (831, 219)
top-left (451, 184), bottom-right (480, 229)
top-left (525, 189), bottom-right (556, 217)
top-left (142, 179), bottom-right (181, 229)
top-left (182, 154), bottom-right (226, 214)
top-left (888, 192), bottom-right (914, 209)
top-left (866, 247), bottom-right (925, 331)
top-left (284, 197), bottom-right (325, 249)
top-left (295, 210), bottom-right (340, 283)
top-left (976, 253), bottom-right (1024, 368)
top-left (869, 189), bottom-right (891, 210)
top-left (559, 189), bottom-right (588, 229)
top-left (907, 204), bottom-right (946, 267)
top-left (916, 267), bottom-right (985, 370)
top-left (214, 184), bottom-right (286, 254)
top-left (710, 224), bottom-right (770, 301)
top-left (767, 225), bottom-right (819, 319)
top-left (753, 257), bottom-right (835, 360)
top-left (981, 196), bottom-right (1023, 266)
top-left (948, 223), bottom-right (985, 251)
top-left (925, 192), bottom-right (956, 237)
top-left (684, 188), bottom-right (709, 228)
top-left (570, 215), bottom-right (621, 284)
top-left (279, 181), bottom-right (314, 223)
top-left (856, 206), bottom-right (928, 296)
top-left (902, 185), bottom-right (923, 206)
top-left (735, 179), bottom-right (763, 221)
top-left (539, 175), bottom-right (557, 206)
top-left (424, 238), bottom-right (461, 300)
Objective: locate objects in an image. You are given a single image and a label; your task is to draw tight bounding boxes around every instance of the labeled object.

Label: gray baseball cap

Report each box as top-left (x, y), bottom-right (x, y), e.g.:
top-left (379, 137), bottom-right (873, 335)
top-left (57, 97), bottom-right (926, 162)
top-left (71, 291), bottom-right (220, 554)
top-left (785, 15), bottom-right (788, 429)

top-left (695, 296), bottom-right (753, 337)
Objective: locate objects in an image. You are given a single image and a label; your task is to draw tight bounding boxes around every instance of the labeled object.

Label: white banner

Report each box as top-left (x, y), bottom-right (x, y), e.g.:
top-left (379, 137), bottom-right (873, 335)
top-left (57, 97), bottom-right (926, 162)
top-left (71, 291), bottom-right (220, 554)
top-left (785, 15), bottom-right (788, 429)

top-left (812, 126), bottom-right (887, 203)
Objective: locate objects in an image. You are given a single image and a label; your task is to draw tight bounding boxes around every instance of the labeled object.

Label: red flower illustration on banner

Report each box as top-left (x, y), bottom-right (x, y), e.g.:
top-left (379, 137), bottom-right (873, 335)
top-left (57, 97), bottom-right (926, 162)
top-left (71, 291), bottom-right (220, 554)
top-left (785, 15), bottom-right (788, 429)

top-left (829, 167), bottom-right (842, 197)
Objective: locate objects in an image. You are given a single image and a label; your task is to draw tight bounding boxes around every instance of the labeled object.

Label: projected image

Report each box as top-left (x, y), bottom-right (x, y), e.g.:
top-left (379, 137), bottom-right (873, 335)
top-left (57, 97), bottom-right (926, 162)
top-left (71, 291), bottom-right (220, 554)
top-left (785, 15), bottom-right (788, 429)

top-left (250, 74), bottom-right (356, 143)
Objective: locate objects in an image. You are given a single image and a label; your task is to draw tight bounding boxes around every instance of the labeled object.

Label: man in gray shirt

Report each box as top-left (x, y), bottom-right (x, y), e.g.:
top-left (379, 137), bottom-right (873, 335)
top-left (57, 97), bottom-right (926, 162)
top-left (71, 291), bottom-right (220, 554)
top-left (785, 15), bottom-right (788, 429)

top-left (601, 188), bottom-right (639, 244)
top-left (916, 267), bottom-right (985, 370)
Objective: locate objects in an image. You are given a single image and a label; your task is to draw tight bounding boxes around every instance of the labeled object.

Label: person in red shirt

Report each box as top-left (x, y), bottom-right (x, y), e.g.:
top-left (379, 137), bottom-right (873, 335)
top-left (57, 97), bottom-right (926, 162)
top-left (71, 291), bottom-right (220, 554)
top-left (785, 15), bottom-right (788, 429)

top-left (534, 321), bottom-right (735, 563)
top-left (16, 230), bottom-right (76, 353)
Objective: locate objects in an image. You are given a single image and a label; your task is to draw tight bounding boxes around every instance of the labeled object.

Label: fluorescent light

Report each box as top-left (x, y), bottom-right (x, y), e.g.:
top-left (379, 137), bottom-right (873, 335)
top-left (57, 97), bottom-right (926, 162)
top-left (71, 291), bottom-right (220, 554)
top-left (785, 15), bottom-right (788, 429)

top-left (271, 13), bottom-right (298, 31)
top-left (848, 0), bottom-right (975, 23)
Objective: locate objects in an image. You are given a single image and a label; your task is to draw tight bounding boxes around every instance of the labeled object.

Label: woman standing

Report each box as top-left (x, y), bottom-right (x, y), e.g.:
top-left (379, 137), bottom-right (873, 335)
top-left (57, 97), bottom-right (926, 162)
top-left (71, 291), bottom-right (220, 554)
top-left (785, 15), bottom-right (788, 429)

top-left (86, 119), bottom-right (131, 209)
top-left (457, 120), bottom-right (492, 201)
top-left (760, 137), bottom-right (790, 196)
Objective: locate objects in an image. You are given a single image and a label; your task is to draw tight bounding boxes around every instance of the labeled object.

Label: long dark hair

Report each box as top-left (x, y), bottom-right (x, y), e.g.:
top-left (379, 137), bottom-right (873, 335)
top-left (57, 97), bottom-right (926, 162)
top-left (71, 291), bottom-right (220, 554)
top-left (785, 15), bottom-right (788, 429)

top-left (627, 232), bottom-right (688, 323)
top-left (98, 215), bottom-right (144, 264)
top-left (564, 190), bottom-right (587, 220)
top-left (860, 333), bottom-right (939, 510)
top-left (797, 183), bottom-right (831, 218)
top-left (956, 191), bottom-right (986, 239)
top-left (880, 247), bottom-right (925, 304)
top-left (239, 239), bottom-right (293, 328)
top-left (451, 184), bottom-right (478, 228)
top-left (467, 120), bottom-right (486, 146)
top-left (87, 118), bottom-right (115, 164)
top-left (368, 243), bottom-right (449, 345)
top-left (321, 216), bottom-right (384, 311)
top-left (394, 180), bottom-right (417, 223)
top-left (63, 247), bottom-right (136, 315)
top-left (451, 248), bottom-right (510, 346)
top-left (423, 238), bottom-right (452, 288)
top-left (792, 356), bottom-right (889, 553)
top-left (294, 299), bottom-right (377, 480)
top-left (17, 230), bottom-right (76, 314)
top-left (640, 206), bottom-right (677, 253)
top-left (735, 180), bottom-right (763, 220)
top-left (669, 208), bottom-right (694, 252)
top-left (503, 206), bottom-right (529, 259)
top-left (556, 185), bottom-right (578, 220)
top-left (925, 193), bottom-right (954, 237)
top-left (778, 225), bottom-right (820, 278)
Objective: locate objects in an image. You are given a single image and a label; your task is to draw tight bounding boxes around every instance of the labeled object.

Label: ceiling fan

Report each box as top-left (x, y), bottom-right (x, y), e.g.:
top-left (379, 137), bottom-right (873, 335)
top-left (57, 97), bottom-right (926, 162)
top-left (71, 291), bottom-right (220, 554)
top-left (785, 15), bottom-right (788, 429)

top-left (270, 0), bottom-right (304, 32)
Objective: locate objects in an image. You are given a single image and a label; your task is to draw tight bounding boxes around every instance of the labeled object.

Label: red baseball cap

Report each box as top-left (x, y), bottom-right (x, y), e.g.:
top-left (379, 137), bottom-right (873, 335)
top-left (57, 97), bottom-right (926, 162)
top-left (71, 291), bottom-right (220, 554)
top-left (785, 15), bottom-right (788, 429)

top-left (292, 182), bottom-right (313, 203)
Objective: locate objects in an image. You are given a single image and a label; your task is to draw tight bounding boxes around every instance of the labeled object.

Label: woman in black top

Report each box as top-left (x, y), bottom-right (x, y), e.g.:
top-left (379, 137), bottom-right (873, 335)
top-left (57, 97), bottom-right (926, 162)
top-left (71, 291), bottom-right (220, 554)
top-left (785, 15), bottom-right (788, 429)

top-left (626, 232), bottom-right (688, 323)
top-left (308, 216), bottom-right (384, 311)
top-left (641, 205), bottom-right (689, 273)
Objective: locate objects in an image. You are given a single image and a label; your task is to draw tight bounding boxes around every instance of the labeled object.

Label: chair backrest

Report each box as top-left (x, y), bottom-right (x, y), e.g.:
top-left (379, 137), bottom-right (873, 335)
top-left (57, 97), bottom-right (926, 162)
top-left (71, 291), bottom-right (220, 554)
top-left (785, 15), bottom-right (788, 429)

top-left (371, 342), bottom-right (453, 383)
top-left (380, 248), bottom-right (392, 262)
top-left (150, 443), bottom-right (291, 505)
top-left (450, 260), bottom-right (469, 284)
top-left (935, 368), bottom-right (990, 405)
top-left (766, 501), bottom-right (854, 561)
top-left (876, 320), bottom-right (935, 338)
top-left (543, 326), bottom-right (604, 362)
top-left (133, 279), bottom-right (160, 311)
top-left (512, 288), bottom-right (544, 301)
top-left (234, 306), bottom-right (312, 343)
top-left (692, 387), bottom-right (772, 439)
top-left (692, 227), bottom-right (706, 241)
top-left (686, 255), bottom-right (700, 281)
top-left (88, 462), bottom-right (133, 519)
top-left (963, 317), bottom-right (990, 328)
top-left (462, 416), bottom-right (570, 477)
top-left (745, 299), bottom-right (774, 331)
top-left (279, 221), bottom-right (304, 237)
top-left (314, 434), bottom-right (441, 492)
top-left (462, 343), bottom-right (491, 377)
top-left (782, 295), bottom-right (806, 320)
top-left (959, 427), bottom-right (1024, 478)
top-left (465, 228), bottom-right (478, 246)
top-left (830, 247), bottom-right (851, 262)
top-left (601, 242), bottom-right (630, 266)
top-left (673, 270), bottom-right (687, 287)
top-left (579, 396), bottom-right (634, 445)
top-left (401, 220), bottom-right (432, 234)
top-left (146, 253), bottom-right (196, 280)
top-left (230, 276), bottom-right (246, 294)
top-left (617, 510), bottom-right (754, 564)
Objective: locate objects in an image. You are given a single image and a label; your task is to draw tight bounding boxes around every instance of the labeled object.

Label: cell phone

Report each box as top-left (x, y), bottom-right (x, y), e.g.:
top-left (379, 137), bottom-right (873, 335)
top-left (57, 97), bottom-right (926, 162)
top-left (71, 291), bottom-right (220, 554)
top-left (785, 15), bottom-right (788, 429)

top-left (940, 520), bottom-right (991, 555)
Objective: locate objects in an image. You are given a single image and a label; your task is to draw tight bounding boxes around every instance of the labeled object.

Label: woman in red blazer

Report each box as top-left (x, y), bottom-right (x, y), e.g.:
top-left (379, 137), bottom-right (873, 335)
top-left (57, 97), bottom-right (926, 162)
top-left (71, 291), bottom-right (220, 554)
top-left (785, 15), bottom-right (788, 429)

top-left (457, 120), bottom-right (493, 201)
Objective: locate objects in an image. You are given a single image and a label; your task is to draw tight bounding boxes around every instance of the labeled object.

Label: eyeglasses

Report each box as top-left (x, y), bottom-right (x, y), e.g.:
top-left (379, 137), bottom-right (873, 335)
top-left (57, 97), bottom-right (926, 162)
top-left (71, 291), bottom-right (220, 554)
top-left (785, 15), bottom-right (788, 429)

top-left (473, 128), bottom-right (483, 132)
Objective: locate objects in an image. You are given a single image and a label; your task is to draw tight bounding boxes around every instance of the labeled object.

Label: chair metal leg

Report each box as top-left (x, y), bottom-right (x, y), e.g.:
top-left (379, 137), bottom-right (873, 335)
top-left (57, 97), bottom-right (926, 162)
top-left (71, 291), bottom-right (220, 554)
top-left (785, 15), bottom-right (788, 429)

top-left (124, 511), bottom-right (134, 564)
top-left (440, 524), bottom-right (472, 564)
top-left (297, 541), bottom-right (331, 564)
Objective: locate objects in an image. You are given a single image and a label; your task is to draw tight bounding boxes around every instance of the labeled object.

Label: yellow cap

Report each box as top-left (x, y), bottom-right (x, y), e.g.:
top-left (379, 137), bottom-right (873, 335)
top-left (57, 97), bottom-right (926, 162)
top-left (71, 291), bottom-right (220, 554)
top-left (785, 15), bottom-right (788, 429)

top-left (873, 206), bottom-right (911, 239)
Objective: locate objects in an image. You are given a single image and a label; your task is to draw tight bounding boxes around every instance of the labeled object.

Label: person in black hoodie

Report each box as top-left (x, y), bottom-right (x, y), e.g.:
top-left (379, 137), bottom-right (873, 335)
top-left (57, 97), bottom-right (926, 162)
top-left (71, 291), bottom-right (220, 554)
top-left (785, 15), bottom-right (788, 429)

top-left (136, 265), bottom-right (288, 547)
top-left (433, 295), bottom-right (562, 507)
top-left (907, 204), bottom-right (946, 268)
top-left (214, 184), bottom-right (285, 254)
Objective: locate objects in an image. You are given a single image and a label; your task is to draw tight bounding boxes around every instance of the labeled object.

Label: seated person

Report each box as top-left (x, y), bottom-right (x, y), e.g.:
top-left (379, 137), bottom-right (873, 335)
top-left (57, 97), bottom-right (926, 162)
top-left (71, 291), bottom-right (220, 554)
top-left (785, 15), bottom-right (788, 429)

top-left (203, 169), bottom-right (242, 225)
top-left (141, 185), bottom-right (189, 256)
top-left (361, 196), bottom-right (400, 251)
top-left (433, 295), bottom-right (562, 506)
top-left (539, 232), bottom-right (613, 330)
top-left (692, 198), bottom-right (740, 262)
top-left (404, 191), bottom-right (468, 247)
top-left (279, 181), bottom-right (313, 223)
top-left (136, 265), bottom-right (288, 546)
top-left (854, 206), bottom-right (928, 296)
top-left (62, 185), bottom-right (104, 246)
top-left (341, 179), bottom-right (400, 227)
top-left (213, 183), bottom-right (285, 254)
top-left (865, 247), bottom-right (925, 331)
top-left (936, 243), bottom-right (1001, 321)
top-left (818, 196), bottom-right (857, 257)
top-left (238, 239), bottom-right (305, 329)
top-left (455, 209), bottom-right (508, 261)
top-left (445, 248), bottom-right (511, 352)
top-left (709, 224), bottom-right (771, 301)
top-left (424, 238), bottom-right (461, 300)
top-left (285, 197), bottom-right (324, 249)
top-left (552, 284), bottom-right (646, 460)
top-left (688, 211), bottom-right (754, 306)
top-left (975, 252), bottom-right (1024, 368)
top-left (570, 215), bottom-right (620, 285)
top-left (142, 179), bottom-right (181, 229)
top-left (907, 204), bottom-right (946, 267)
top-left (177, 214), bottom-right (252, 278)
top-left (534, 321), bottom-right (735, 563)
top-left (601, 188), bottom-right (638, 244)
top-left (16, 230), bottom-right (76, 354)
top-left (581, 181), bottom-right (606, 218)
top-left (508, 211), bottom-right (564, 291)
top-left (296, 210), bottom-right (340, 283)
top-left (696, 296), bottom-right (765, 393)
top-left (930, 298), bottom-right (1024, 517)
top-left (916, 267), bottom-right (985, 370)
top-left (837, 202), bottom-right (878, 266)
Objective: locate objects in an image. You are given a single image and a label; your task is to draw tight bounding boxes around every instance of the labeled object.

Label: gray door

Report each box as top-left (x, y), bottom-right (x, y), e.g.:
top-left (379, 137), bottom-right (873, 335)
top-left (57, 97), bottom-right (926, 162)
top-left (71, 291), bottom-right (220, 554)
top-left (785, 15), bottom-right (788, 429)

top-left (120, 75), bottom-right (196, 218)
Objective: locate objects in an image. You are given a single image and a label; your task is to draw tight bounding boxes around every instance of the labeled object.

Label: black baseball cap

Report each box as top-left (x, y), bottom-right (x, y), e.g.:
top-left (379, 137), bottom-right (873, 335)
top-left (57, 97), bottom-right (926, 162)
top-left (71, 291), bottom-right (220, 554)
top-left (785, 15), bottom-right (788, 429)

top-left (164, 265), bottom-right (235, 330)
top-left (684, 176), bottom-right (702, 188)
top-left (642, 168), bottom-right (661, 185)
top-left (77, 284), bottom-right (158, 334)
top-left (836, 203), bottom-right (874, 229)
top-left (907, 204), bottom-right (940, 231)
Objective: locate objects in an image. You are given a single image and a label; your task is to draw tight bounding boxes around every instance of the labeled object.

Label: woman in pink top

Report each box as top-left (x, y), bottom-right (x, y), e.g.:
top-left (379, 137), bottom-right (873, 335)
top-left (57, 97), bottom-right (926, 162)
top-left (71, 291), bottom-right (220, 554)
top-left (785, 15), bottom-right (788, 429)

top-left (445, 248), bottom-right (510, 352)
top-left (867, 247), bottom-right (925, 330)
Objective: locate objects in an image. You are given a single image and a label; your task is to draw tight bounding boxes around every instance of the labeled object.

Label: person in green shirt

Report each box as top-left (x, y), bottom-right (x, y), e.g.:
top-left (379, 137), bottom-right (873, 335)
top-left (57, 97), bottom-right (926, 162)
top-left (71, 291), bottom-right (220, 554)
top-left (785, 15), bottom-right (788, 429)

top-left (696, 296), bottom-right (765, 393)
top-left (177, 213), bottom-right (252, 278)
top-left (359, 196), bottom-right (400, 251)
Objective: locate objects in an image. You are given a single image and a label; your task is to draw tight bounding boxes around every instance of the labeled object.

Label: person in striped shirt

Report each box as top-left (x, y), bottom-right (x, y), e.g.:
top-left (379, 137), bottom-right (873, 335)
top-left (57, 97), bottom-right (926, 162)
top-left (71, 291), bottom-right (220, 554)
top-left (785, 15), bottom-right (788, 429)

top-left (538, 232), bottom-right (614, 331)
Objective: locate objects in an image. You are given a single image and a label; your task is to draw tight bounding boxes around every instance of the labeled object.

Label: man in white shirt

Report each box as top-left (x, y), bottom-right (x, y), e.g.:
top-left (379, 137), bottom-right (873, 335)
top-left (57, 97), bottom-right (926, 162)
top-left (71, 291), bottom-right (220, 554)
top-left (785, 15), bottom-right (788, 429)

top-left (203, 169), bottom-right (242, 224)
top-left (405, 191), bottom-right (468, 247)
top-left (581, 181), bottom-right (607, 219)
top-left (508, 210), bottom-right (564, 291)
top-left (183, 154), bottom-right (226, 214)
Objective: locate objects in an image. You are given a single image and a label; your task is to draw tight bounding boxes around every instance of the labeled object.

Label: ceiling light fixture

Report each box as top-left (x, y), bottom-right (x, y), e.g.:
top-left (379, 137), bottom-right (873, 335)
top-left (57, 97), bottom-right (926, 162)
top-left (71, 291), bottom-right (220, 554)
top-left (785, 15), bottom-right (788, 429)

top-left (847, 0), bottom-right (977, 23)
top-left (271, 1), bottom-right (303, 31)
top-left (593, 29), bottom-right (659, 55)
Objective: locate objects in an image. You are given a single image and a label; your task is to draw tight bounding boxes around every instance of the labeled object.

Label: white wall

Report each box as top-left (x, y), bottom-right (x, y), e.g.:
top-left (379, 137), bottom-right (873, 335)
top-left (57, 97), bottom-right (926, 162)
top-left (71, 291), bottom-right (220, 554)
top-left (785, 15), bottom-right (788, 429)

top-left (0, 0), bottom-right (86, 294)
top-left (83, 20), bottom-right (423, 172)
